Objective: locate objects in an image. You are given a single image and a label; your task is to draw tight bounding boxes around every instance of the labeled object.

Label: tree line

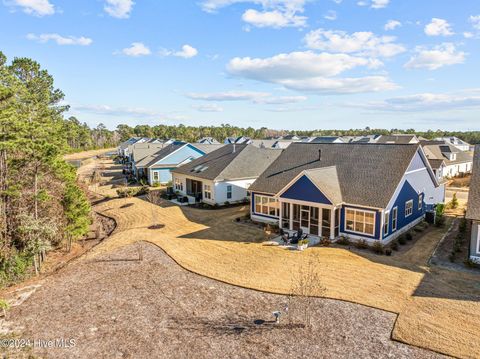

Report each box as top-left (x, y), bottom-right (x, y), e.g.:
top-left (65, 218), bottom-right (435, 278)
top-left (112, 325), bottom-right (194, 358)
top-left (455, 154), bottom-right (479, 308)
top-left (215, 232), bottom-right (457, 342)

top-left (115, 124), bottom-right (480, 145)
top-left (0, 52), bottom-right (93, 285)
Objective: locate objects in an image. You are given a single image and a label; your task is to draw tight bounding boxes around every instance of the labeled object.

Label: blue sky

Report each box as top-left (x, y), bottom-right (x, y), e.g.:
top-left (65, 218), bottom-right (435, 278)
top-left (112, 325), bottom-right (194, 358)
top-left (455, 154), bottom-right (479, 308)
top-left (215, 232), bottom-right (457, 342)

top-left (1, 0), bottom-right (480, 131)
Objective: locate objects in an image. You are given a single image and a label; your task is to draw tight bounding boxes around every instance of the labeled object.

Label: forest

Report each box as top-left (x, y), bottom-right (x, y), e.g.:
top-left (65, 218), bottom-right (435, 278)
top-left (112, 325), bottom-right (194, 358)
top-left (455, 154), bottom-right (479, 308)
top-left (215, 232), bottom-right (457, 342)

top-left (0, 52), bottom-right (113, 287)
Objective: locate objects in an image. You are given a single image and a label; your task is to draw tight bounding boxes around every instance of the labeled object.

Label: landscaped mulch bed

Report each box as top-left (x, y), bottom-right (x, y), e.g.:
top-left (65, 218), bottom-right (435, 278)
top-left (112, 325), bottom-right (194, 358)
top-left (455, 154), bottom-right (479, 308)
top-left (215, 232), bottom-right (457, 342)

top-left (2, 242), bottom-right (443, 359)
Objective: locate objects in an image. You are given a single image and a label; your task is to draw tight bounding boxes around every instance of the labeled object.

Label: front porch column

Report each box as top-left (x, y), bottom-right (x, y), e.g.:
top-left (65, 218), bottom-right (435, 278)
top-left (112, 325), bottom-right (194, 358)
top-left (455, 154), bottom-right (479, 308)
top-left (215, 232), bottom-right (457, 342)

top-left (289, 202), bottom-right (293, 231)
top-left (330, 207), bottom-right (335, 240)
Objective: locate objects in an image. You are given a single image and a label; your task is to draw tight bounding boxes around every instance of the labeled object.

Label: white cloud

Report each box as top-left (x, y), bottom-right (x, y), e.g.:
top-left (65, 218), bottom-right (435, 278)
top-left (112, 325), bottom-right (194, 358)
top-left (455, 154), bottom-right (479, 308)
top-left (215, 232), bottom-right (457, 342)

top-left (304, 29), bottom-right (405, 58)
top-left (200, 0), bottom-right (308, 28)
top-left (192, 103), bottom-right (224, 112)
top-left (120, 42), bottom-right (151, 57)
top-left (357, 0), bottom-right (389, 9)
top-left (72, 104), bottom-right (181, 119)
top-left (26, 33), bottom-right (93, 46)
top-left (242, 8), bottom-right (306, 28)
top-left (405, 43), bottom-right (465, 70)
top-left (186, 91), bottom-right (307, 104)
top-left (8, 0), bottom-right (54, 16)
top-left (371, 0), bottom-right (389, 9)
top-left (160, 44), bottom-right (198, 58)
top-left (227, 51), bottom-right (397, 94)
top-left (463, 32), bottom-right (474, 38)
top-left (348, 89), bottom-right (480, 112)
top-left (469, 15), bottom-right (480, 30)
top-left (104, 0), bottom-right (134, 19)
top-left (424, 18), bottom-right (454, 36)
top-left (324, 10), bottom-right (337, 21)
top-left (384, 20), bottom-right (401, 31)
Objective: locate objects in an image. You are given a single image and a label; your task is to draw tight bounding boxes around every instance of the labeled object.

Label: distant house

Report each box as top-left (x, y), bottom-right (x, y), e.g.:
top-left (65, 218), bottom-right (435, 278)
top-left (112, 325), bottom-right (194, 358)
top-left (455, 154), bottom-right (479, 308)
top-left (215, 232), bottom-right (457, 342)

top-left (306, 136), bottom-right (346, 144)
top-left (376, 134), bottom-right (419, 144)
top-left (423, 143), bottom-right (473, 178)
top-left (435, 137), bottom-right (471, 152)
top-left (118, 137), bottom-right (147, 158)
top-left (171, 144), bottom-right (282, 206)
top-left (130, 143), bottom-right (169, 178)
top-left (248, 143), bottom-right (444, 243)
top-left (134, 142), bottom-right (223, 185)
top-left (343, 135), bottom-right (381, 143)
top-left (466, 145), bottom-right (480, 264)
top-left (198, 137), bottom-right (220, 145)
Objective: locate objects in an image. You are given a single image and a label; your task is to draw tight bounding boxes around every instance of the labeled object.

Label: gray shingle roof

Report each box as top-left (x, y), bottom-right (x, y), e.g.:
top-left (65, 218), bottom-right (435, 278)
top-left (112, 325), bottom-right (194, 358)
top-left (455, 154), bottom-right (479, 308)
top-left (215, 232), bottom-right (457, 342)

top-left (423, 143), bottom-right (473, 165)
top-left (131, 144), bottom-right (168, 163)
top-left (191, 143), bottom-right (225, 154)
top-left (466, 146), bottom-right (480, 220)
top-left (249, 143), bottom-right (423, 209)
top-left (172, 144), bottom-right (282, 181)
top-left (376, 134), bottom-right (418, 144)
top-left (303, 167), bottom-right (343, 205)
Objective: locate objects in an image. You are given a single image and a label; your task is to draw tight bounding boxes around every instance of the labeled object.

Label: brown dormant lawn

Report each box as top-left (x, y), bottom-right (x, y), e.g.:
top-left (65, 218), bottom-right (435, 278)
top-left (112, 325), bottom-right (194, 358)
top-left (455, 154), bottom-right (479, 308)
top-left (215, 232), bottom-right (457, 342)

top-left (87, 158), bottom-right (479, 359)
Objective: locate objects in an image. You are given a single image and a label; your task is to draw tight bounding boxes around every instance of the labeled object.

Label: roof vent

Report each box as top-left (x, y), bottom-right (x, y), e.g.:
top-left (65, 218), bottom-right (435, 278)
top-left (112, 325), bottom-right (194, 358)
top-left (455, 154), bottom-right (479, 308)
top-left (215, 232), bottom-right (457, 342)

top-left (318, 149), bottom-right (322, 161)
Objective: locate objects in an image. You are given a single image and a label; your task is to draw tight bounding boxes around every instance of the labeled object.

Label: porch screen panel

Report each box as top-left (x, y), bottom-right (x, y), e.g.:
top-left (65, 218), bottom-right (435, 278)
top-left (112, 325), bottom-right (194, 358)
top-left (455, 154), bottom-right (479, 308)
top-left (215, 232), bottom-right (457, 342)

top-left (292, 204), bottom-right (300, 230)
top-left (282, 202), bottom-right (290, 229)
top-left (310, 207), bottom-right (319, 236)
top-left (322, 208), bottom-right (331, 239)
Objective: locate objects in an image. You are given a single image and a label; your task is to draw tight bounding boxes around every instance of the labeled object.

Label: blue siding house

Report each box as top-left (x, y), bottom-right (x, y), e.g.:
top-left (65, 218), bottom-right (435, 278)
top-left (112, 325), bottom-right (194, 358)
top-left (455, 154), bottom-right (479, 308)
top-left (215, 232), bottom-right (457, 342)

top-left (137, 142), bottom-right (222, 185)
top-left (249, 143), bottom-right (445, 243)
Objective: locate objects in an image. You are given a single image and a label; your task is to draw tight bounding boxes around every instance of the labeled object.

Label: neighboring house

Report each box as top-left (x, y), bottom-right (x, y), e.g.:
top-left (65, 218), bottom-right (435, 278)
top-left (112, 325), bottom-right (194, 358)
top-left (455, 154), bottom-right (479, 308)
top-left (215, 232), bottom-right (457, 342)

top-left (376, 134), bottom-right (419, 144)
top-left (224, 137), bottom-right (236, 144)
top-left (118, 137), bottom-right (146, 158)
top-left (198, 137), bottom-right (220, 144)
top-left (308, 136), bottom-right (346, 144)
top-left (427, 158), bottom-right (446, 183)
top-left (130, 143), bottom-right (169, 178)
top-left (435, 137), bottom-right (471, 152)
top-left (343, 135), bottom-right (381, 143)
top-left (281, 134), bottom-right (301, 141)
top-left (137, 142), bottom-right (223, 185)
top-left (466, 145), bottom-right (480, 264)
top-left (248, 143), bottom-right (444, 243)
top-left (423, 143), bottom-right (473, 178)
top-left (171, 144), bottom-right (282, 206)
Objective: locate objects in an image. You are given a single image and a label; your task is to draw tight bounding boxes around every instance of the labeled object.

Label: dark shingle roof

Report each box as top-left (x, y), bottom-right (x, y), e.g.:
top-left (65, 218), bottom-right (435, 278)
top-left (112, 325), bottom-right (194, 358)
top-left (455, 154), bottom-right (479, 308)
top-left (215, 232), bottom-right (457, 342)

top-left (376, 134), bottom-right (418, 144)
top-left (466, 146), bottom-right (480, 220)
top-left (249, 143), bottom-right (422, 208)
top-left (172, 144), bottom-right (282, 181)
top-left (427, 158), bottom-right (445, 170)
top-left (423, 143), bottom-right (473, 165)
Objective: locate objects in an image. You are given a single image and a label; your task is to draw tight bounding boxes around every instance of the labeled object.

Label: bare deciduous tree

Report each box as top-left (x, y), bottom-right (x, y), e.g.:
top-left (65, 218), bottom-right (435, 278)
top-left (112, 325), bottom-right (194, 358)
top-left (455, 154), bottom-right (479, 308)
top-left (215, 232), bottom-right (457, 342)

top-left (288, 254), bottom-right (326, 328)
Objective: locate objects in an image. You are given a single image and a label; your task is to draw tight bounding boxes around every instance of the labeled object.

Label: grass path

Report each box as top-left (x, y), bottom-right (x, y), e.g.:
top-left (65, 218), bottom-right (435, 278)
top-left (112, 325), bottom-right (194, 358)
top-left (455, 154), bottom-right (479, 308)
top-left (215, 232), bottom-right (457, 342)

top-left (88, 158), bottom-right (480, 359)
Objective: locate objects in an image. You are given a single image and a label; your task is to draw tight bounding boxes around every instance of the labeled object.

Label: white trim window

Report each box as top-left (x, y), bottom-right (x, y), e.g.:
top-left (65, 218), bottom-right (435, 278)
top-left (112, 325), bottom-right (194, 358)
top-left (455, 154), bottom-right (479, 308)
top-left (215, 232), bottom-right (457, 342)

top-left (152, 171), bottom-right (159, 183)
top-left (174, 178), bottom-right (183, 191)
top-left (384, 211), bottom-right (389, 236)
top-left (204, 184), bottom-right (212, 199)
top-left (226, 185), bottom-right (232, 199)
top-left (418, 194), bottom-right (423, 210)
top-left (405, 200), bottom-right (413, 217)
top-left (392, 207), bottom-right (398, 232)
top-left (345, 208), bottom-right (375, 236)
top-left (254, 195), bottom-right (279, 217)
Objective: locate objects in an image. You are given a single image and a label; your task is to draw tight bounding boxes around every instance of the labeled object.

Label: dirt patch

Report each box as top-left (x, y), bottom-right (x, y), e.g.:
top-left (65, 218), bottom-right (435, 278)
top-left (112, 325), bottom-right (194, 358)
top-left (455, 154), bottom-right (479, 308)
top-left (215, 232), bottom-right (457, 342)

top-left (2, 242), bottom-right (444, 359)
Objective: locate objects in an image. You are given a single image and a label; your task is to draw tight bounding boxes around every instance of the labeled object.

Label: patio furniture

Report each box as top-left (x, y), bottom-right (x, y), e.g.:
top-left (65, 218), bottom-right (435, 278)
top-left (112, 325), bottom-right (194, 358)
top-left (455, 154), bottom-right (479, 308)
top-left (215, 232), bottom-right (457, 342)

top-left (280, 228), bottom-right (291, 245)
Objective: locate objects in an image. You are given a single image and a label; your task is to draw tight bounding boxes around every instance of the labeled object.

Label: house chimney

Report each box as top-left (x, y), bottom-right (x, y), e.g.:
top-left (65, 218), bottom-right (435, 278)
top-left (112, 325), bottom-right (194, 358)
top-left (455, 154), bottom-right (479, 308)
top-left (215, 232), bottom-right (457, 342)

top-left (318, 149), bottom-right (322, 161)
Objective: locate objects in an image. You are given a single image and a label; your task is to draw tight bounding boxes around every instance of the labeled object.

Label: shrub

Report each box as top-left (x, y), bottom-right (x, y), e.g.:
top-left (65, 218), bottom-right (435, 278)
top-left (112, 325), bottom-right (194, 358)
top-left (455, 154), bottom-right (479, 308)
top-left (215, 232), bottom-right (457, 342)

top-left (435, 215), bottom-right (445, 227)
top-left (459, 218), bottom-right (467, 233)
top-left (449, 253), bottom-right (455, 262)
top-left (235, 217), bottom-right (241, 222)
top-left (405, 231), bottom-right (413, 241)
top-left (398, 235), bottom-right (407, 245)
top-left (449, 193), bottom-right (459, 209)
top-left (355, 239), bottom-right (369, 249)
top-left (336, 236), bottom-right (350, 246)
top-left (224, 201), bottom-right (230, 206)
top-left (372, 241), bottom-right (384, 254)
top-left (464, 259), bottom-right (477, 268)
top-left (152, 182), bottom-right (160, 188)
top-left (385, 248), bottom-right (392, 256)
top-left (390, 240), bottom-right (399, 251)
top-left (320, 238), bottom-right (331, 247)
